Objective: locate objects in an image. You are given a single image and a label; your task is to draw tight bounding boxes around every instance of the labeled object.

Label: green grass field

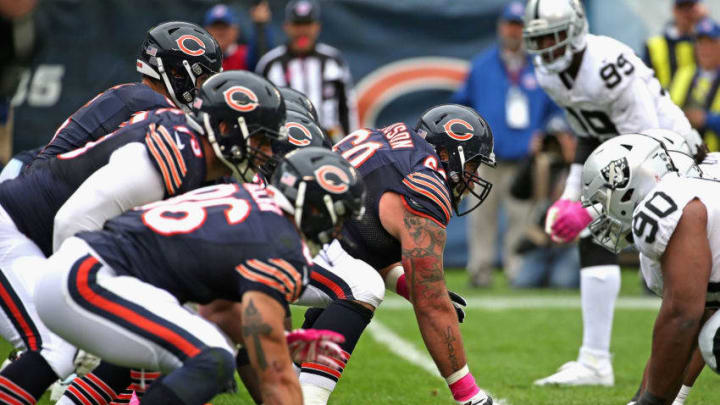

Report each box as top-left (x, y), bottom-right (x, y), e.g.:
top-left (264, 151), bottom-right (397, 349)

top-left (12, 269), bottom-right (720, 404)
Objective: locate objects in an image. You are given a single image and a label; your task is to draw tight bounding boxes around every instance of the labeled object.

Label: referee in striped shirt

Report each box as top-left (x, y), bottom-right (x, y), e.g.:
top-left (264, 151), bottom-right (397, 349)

top-left (255, 0), bottom-right (358, 142)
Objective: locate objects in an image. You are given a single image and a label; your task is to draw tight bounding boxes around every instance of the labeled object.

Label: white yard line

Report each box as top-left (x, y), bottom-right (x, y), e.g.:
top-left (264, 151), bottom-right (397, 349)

top-left (366, 320), bottom-right (511, 405)
top-left (380, 295), bottom-right (661, 311)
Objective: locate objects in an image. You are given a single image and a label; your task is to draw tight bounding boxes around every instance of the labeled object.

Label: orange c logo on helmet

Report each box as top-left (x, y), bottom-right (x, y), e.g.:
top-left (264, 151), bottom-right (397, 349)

top-left (443, 119), bottom-right (474, 141)
top-left (223, 86), bottom-right (259, 112)
top-left (176, 35), bottom-right (206, 56)
top-left (286, 123), bottom-right (313, 146)
top-left (314, 165), bottom-right (350, 194)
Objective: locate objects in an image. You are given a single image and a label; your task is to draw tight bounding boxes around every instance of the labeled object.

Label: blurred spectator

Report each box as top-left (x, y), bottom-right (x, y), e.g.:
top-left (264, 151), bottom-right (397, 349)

top-left (510, 118), bottom-right (580, 289)
top-left (451, 1), bottom-right (561, 287)
top-left (0, 0), bottom-right (37, 165)
top-left (203, 2), bottom-right (273, 72)
top-left (670, 17), bottom-right (720, 151)
top-left (642, 0), bottom-right (706, 90)
top-left (256, 0), bottom-right (357, 142)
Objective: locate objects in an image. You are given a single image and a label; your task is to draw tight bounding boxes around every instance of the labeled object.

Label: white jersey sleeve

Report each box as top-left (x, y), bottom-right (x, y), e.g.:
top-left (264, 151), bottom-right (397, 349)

top-left (52, 142), bottom-right (165, 252)
top-left (633, 175), bottom-right (720, 304)
top-left (632, 174), bottom-right (697, 261)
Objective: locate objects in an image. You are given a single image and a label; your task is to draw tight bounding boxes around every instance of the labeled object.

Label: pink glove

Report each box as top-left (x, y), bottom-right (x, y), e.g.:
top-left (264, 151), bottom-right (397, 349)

top-left (550, 200), bottom-right (593, 243)
top-left (129, 391), bottom-right (140, 405)
top-left (285, 329), bottom-right (347, 368)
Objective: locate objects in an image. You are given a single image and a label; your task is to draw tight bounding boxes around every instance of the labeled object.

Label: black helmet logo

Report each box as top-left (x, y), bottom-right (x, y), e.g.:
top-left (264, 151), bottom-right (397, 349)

top-left (286, 122), bottom-right (313, 146)
top-left (314, 165), bottom-right (350, 194)
top-left (223, 86), bottom-right (259, 112)
top-left (601, 158), bottom-right (630, 189)
top-left (443, 119), bottom-right (474, 141)
top-left (175, 35), bottom-right (206, 56)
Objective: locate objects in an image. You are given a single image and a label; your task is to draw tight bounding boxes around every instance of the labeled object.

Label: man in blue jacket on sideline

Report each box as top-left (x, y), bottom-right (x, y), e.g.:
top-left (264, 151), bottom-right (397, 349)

top-left (451, 1), bottom-right (561, 288)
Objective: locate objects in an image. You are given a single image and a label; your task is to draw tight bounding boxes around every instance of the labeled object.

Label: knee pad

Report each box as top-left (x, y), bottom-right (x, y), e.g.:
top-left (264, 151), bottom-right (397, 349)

top-left (699, 311), bottom-right (720, 373)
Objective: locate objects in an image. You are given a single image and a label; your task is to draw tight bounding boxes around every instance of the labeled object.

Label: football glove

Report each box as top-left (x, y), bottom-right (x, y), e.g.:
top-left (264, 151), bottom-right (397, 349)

top-left (448, 290), bottom-right (467, 323)
top-left (286, 328), bottom-right (347, 367)
top-left (546, 199), bottom-right (592, 243)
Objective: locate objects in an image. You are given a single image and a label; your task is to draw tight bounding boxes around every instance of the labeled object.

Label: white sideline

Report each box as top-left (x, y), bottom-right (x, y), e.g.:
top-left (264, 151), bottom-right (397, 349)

top-left (367, 320), bottom-right (511, 405)
top-left (380, 295), bottom-right (661, 311)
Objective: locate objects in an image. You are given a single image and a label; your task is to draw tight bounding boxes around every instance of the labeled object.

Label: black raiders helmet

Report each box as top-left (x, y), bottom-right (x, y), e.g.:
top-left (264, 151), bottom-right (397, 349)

top-left (416, 104), bottom-right (496, 216)
top-left (192, 70), bottom-right (287, 180)
top-left (137, 21), bottom-right (222, 108)
top-left (270, 147), bottom-right (365, 245)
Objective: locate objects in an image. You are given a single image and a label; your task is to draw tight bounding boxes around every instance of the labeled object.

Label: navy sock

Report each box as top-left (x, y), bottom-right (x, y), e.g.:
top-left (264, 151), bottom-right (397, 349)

top-left (63, 361), bottom-right (132, 405)
top-left (0, 350), bottom-right (57, 403)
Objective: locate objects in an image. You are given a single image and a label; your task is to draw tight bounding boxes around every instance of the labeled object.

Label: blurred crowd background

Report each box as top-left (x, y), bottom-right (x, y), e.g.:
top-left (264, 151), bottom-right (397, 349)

top-left (2, 0), bottom-right (720, 288)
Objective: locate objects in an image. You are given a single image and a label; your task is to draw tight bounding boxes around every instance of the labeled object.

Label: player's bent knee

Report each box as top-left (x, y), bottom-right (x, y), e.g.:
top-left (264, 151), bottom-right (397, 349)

top-left (194, 347), bottom-right (236, 385)
top-left (699, 311), bottom-right (720, 373)
top-left (354, 269), bottom-right (385, 309)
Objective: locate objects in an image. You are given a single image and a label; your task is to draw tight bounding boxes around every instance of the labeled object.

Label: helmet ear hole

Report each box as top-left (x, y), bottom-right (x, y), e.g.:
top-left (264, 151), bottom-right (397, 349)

top-left (621, 188), bottom-right (634, 203)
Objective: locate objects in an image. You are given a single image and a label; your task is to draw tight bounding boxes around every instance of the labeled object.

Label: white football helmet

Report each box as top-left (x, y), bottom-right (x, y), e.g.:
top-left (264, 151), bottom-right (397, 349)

top-left (581, 134), bottom-right (678, 253)
top-left (639, 129), bottom-right (702, 177)
top-left (523, 0), bottom-right (588, 72)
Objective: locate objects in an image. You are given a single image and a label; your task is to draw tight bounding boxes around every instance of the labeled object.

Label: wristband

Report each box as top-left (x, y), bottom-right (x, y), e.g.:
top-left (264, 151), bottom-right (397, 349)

top-left (446, 365), bottom-right (480, 402)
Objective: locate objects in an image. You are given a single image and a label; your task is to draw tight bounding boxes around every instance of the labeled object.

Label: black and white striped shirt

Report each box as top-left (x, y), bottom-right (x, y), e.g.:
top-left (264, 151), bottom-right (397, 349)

top-left (256, 43), bottom-right (358, 138)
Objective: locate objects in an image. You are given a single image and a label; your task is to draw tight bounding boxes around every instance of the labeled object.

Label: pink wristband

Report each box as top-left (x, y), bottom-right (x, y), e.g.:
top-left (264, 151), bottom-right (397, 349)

top-left (448, 372), bottom-right (480, 402)
top-left (396, 273), bottom-right (410, 300)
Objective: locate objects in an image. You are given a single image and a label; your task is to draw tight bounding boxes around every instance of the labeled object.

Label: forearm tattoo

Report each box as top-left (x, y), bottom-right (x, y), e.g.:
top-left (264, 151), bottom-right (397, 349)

top-left (400, 210), bottom-right (447, 302)
top-left (242, 298), bottom-right (273, 371)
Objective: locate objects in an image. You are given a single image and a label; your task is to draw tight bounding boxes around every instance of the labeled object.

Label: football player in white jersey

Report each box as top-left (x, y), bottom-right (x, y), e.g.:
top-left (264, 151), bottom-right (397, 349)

top-left (523, 0), bottom-right (701, 386)
top-left (581, 134), bottom-right (720, 405)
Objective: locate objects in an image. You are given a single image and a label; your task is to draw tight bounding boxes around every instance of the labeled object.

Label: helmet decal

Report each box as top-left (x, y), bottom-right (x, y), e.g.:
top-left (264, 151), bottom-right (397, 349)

top-left (314, 165), bottom-right (350, 194)
top-left (176, 35), bottom-right (206, 56)
top-left (601, 158), bottom-right (629, 189)
top-left (443, 119), bottom-right (474, 141)
top-left (286, 122), bottom-right (313, 146)
top-left (223, 86), bottom-right (259, 112)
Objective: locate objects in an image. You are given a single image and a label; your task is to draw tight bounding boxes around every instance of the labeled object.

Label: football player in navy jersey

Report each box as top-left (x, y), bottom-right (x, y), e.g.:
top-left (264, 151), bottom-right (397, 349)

top-left (33, 148), bottom-right (365, 405)
top-left (32, 21), bottom-right (221, 164)
top-left (295, 104), bottom-right (497, 405)
top-left (0, 70), bottom-right (286, 405)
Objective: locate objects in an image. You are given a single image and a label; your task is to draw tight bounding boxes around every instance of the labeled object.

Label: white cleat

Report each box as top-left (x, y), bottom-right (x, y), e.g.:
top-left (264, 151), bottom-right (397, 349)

top-left (533, 360), bottom-right (614, 387)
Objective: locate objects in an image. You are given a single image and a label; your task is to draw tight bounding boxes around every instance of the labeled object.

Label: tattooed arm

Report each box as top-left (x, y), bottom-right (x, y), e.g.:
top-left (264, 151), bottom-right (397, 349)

top-left (241, 291), bottom-right (302, 405)
top-left (379, 192), bottom-right (467, 377)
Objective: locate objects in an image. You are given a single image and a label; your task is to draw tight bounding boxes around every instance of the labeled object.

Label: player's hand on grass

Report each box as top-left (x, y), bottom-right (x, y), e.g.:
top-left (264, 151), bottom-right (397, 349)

top-left (286, 328), bottom-right (347, 367)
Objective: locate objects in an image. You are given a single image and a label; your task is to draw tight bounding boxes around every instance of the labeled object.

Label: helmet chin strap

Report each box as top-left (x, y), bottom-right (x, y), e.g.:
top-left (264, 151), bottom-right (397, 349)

top-left (156, 57), bottom-right (185, 110)
top-left (202, 112), bottom-right (242, 180)
top-left (294, 181), bottom-right (307, 231)
top-left (180, 60), bottom-right (197, 103)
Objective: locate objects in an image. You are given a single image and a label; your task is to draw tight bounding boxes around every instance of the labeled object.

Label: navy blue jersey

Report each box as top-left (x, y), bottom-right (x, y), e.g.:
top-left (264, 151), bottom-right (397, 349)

top-left (0, 109), bottom-right (207, 256)
top-left (35, 83), bottom-right (174, 162)
top-left (332, 123), bottom-right (452, 270)
top-left (79, 182), bottom-right (311, 306)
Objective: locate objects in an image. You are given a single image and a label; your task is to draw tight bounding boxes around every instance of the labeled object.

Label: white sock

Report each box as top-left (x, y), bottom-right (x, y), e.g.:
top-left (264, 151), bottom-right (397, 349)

top-left (580, 265), bottom-right (620, 355)
top-left (54, 397), bottom-right (75, 405)
top-left (301, 383), bottom-right (332, 405)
